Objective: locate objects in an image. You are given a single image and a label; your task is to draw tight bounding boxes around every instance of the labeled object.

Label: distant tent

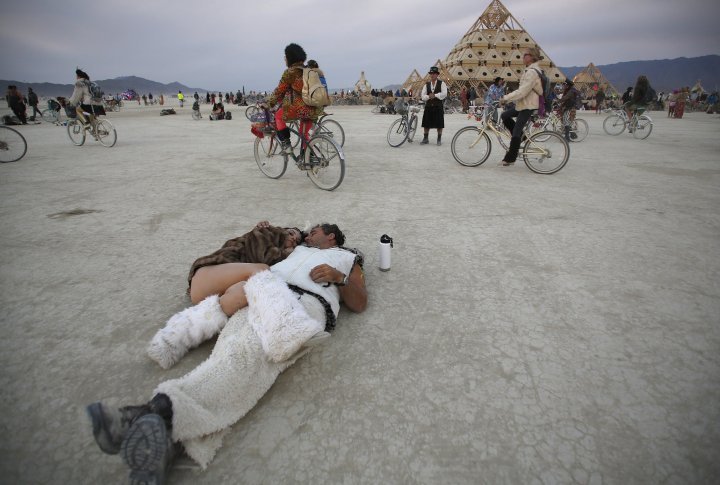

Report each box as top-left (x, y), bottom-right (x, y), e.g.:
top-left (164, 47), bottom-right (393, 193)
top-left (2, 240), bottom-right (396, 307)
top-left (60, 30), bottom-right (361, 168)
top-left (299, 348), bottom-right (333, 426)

top-left (354, 71), bottom-right (372, 93)
top-left (402, 69), bottom-right (423, 96)
top-left (121, 89), bottom-right (138, 100)
top-left (572, 62), bottom-right (619, 100)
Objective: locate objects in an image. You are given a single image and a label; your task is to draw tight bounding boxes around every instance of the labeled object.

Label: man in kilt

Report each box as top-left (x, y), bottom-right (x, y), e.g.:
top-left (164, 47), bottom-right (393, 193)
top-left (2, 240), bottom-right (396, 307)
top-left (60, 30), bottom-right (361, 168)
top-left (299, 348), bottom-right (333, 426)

top-left (420, 66), bottom-right (447, 145)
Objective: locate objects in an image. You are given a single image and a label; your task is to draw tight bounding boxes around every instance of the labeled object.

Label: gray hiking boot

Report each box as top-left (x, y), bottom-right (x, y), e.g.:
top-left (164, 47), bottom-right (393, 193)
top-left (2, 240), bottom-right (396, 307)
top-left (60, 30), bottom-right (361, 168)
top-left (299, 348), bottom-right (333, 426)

top-left (86, 402), bottom-right (151, 455)
top-left (122, 414), bottom-right (174, 485)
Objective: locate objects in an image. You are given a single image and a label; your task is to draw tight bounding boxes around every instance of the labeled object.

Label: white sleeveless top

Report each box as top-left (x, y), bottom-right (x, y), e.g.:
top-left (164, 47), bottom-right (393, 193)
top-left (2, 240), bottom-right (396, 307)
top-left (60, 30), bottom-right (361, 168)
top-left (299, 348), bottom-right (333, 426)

top-left (270, 246), bottom-right (357, 316)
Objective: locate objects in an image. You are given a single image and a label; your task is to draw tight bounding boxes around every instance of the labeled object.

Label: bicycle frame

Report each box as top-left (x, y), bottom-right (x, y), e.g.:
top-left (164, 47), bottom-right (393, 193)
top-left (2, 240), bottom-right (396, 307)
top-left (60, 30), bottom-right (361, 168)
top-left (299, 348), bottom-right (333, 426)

top-left (467, 107), bottom-right (555, 159)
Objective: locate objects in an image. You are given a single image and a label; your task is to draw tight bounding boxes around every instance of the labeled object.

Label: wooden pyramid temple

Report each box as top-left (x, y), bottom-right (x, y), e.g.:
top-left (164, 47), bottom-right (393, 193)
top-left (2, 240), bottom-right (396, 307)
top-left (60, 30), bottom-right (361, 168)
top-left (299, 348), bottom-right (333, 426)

top-left (441, 0), bottom-right (566, 93)
top-left (572, 62), bottom-right (619, 100)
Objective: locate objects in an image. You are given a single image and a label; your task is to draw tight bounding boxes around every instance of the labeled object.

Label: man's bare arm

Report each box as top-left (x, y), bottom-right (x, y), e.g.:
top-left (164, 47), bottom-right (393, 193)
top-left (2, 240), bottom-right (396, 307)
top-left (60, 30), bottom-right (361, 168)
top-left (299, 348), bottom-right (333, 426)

top-left (309, 263), bottom-right (367, 313)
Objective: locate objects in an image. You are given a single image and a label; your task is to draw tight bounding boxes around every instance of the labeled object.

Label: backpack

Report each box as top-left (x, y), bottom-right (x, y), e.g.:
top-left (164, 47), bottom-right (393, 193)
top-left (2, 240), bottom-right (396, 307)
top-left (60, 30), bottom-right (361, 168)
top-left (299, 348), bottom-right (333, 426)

top-left (88, 81), bottom-right (104, 103)
top-left (531, 68), bottom-right (552, 112)
top-left (301, 67), bottom-right (331, 107)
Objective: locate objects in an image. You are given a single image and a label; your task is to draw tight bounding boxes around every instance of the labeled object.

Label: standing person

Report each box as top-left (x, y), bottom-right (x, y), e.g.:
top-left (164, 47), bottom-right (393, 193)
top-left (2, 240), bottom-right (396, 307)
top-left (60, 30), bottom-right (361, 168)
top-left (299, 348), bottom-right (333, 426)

top-left (460, 86), bottom-right (468, 113)
top-left (67, 69), bottom-right (106, 125)
top-left (177, 90), bottom-right (184, 107)
top-left (142, 94), bottom-right (147, 106)
top-left (210, 93), bottom-right (216, 105)
top-left (484, 77), bottom-right (505, 123)
top-left (557, 80), bottom-right (579, 141)
top-left (193, 91), bottom-right (199, 103)
top-left (148, 93), bottom-right (154, 104)
top-left (420, 66), bottom-right (447, 145)
top-left (673, 87), bottom-right (688, 119)
top-left (159, 94), bottom-right (164, 106)
top-left (498, 47), bottom-right (543, 166)
top-left (6, 86), bottom-right (28, 124)
top-left (27, 87), bottom-right (40, 121)
top-left (205, 92), bottom-right (210, 103)
top-left (621, 87), bottom-right (632, 104)
top-left (595, 87), bottom-right (606, 114)
top-left (85, 223), bottom-right (367, 482)
top-left (263, 43), bottom-right (322, 153)
top-left (468, 85), bottom-right (478, 107)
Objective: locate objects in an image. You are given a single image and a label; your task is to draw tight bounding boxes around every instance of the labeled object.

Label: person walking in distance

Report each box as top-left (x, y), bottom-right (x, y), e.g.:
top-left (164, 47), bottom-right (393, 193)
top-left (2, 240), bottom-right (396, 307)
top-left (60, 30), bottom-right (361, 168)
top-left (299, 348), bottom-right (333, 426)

top-left (420, 66), bottom-right (447, 145)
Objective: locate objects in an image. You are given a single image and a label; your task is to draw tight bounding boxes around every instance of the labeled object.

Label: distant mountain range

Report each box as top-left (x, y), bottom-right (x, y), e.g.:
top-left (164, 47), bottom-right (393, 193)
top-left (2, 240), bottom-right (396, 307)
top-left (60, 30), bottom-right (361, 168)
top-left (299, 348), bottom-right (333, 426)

top-left (4, 55), bottom-right (719, 98)
top-left (559, 55), bottom-right (720, 93)
top-left (0, 76), bottom-right (205, 98)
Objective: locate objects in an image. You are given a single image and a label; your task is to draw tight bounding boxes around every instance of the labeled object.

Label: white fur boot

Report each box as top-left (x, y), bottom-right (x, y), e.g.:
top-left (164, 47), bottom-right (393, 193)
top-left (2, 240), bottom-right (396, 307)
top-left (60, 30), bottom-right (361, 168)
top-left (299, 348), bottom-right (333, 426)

top-left (147, 295), bottom-right (228, 369)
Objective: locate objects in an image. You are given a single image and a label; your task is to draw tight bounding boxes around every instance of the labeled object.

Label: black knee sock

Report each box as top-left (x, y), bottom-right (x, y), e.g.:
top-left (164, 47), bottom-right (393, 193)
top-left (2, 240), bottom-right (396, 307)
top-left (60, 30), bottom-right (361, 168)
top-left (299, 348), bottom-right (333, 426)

top-left (149, 393), bottom-right (173, 429)
top-left (277, 128), bottom-right (290, 142)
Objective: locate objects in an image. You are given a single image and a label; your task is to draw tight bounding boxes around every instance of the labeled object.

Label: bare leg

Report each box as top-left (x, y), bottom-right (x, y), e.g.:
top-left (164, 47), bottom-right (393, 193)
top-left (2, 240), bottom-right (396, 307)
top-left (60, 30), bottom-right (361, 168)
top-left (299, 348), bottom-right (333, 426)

top-left (189, 263), bottom-right (269, 304)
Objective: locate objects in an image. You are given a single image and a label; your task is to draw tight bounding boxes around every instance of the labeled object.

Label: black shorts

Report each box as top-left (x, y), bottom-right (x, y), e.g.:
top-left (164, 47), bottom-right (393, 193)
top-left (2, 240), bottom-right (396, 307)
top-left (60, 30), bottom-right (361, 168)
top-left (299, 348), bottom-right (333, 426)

top-left (80, 104), bottom-right (106, 116)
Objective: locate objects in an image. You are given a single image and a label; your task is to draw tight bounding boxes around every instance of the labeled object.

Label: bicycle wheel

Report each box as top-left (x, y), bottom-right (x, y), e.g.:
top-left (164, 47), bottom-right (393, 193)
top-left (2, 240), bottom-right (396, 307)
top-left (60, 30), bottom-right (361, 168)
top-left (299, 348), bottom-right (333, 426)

top-left (632, 115), bottom-right (653, 140)
top-left (525, 118), bottom-right (551, 141)
top-left (67, 119), bottom-right (86, 146)
top-left (95, 119), bottom-right (117, 147)
top-left (254, 135), bottom-right (287, 179)
top-left (245, 105), bottom-right (259, 121)
top-left (387, 118), bottom-right (409, 147)
top-left (522, 131), bottom-right (569, 175)
top-left (451, 126), bottom-right (492, 167)
top-left (569, 118), bottom-right (589, 142)
top-left (407, 115), bottom-right (418, 142)
top-left (0, 126), bottom-right (28, 162)
top-left (317, 119), bottom-right (345, 147)
top-left (603, 114), bottom-right (626, 135)
top-left (41, 109), bottom-right (59, 123)
top-left (306, 134), bottom-right (345, 191)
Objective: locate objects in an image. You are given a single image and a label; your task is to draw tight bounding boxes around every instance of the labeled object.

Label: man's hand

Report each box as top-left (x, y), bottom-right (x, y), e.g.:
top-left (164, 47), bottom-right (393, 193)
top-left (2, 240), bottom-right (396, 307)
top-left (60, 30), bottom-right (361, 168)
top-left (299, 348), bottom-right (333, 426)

top-left (309, 264), bottom-right (343, 286)
top-left (256, 220), bottom-right (271, 228)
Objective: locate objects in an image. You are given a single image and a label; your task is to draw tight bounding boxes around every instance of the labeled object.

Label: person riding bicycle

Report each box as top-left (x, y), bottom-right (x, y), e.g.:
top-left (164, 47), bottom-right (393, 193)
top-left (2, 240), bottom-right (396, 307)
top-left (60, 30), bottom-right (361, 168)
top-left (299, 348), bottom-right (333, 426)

top-left (624, 75), bottom-right (653, 127)
top-left (262, 43), bottom-right (321, 154)
top-left (499, 47), bottom-right (543, 166)
top-left (557, 80), bottom-right (579, 141)
top-left (67, 68), bottom-right (106, 126)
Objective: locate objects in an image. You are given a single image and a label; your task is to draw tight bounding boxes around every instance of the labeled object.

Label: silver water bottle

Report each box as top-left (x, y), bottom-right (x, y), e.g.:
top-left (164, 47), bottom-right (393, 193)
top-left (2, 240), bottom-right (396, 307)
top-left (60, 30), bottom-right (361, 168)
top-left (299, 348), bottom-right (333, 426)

top-left (379, 234), bottom-right (393, 271)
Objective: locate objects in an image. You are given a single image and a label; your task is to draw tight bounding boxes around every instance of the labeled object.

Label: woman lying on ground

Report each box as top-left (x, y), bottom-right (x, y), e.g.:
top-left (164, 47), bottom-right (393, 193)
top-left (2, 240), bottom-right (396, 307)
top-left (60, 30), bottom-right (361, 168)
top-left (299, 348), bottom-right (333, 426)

top-left (147, 221), bottom-right (303, 369)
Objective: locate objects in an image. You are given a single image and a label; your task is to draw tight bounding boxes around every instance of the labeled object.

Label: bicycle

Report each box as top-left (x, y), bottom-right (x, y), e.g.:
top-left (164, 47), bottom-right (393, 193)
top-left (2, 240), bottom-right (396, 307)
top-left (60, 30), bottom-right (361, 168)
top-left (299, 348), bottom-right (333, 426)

top-left (527, 106), bottom-right (589, 143)
top-left (245, 100), bottom-right (265, 121)
top-left (0, 126), bottom-right (27, 163)
top-left (387, 104), bottom-right (421, 147)
top-left (602, 107), bottom-right (653, 139)
top-left (253, 110), bottom-right (345, 191)
top-left (289, 111), bottom-right (345, 148)
top-left (41, 98), bottom-right (64, 124)
top-left (451, 104), bottom-right (570, 174)
top-left (66, 107), bottom-right (117, 147)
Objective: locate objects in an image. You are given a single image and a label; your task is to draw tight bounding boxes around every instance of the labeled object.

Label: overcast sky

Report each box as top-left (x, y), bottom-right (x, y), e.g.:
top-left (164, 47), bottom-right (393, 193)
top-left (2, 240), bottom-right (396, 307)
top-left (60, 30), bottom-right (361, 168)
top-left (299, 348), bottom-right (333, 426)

top-left (2, 0), bottom-right (718, 91)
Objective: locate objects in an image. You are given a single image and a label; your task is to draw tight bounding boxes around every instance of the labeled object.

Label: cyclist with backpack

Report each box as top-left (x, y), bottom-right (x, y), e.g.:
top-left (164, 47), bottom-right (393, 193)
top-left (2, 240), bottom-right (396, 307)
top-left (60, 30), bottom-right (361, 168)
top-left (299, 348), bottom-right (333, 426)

top-left (499, 47), bottom-right (543, 167)
top-left (68, 68), bottom-right (106, 126)
top-left (263, 43), bottom-right (321, 154)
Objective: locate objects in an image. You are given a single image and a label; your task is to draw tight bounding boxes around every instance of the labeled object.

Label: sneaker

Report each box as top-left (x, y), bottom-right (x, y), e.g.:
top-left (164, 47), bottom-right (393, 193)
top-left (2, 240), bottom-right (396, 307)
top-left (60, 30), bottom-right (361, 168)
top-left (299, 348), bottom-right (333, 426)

top-left (436, 139), bottom-right (442, 146)
top-left (570, 132), bottom-right (578, 140)
top-left (122, 414), bottom-right (173, 485)
top-left (502, 160), bottom-right (515, 166)
top-left (86, 402), bottom-right (151, 455)
top-left (280, 139), bottom-right (292, 154)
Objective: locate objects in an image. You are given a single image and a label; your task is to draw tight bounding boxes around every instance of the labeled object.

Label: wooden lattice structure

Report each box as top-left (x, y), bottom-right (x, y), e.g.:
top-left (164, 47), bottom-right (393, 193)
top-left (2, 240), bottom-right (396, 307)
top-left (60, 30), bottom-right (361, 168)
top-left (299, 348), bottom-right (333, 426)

top-left (402, 69), bottom-right (423, 96)
top-left (442, 0), bottom-right (565, 93)
top-left (572, 63), bottom-right (618, 100)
